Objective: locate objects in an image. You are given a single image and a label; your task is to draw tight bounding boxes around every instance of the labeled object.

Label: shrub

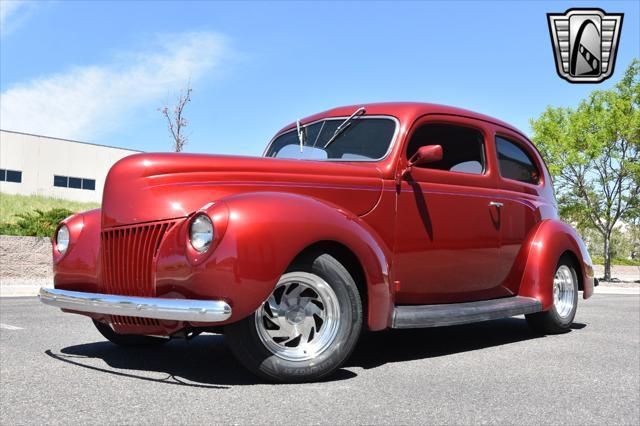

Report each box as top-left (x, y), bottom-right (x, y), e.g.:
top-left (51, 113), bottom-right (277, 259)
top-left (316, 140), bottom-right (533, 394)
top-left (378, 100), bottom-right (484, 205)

top-left (0, 192), bottom-right (98, 224)
top-left (0, 208), bottom-right (74, 237)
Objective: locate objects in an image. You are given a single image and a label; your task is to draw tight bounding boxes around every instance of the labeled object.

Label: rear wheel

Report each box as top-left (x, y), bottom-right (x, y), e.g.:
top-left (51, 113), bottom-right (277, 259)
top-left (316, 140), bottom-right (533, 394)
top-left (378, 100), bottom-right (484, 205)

top-left (225, 252), bottom-right (363, 383)
top-left (92, 319), bottom-right (169, 346)
top-left (526, 256), bottom-right (578, 334)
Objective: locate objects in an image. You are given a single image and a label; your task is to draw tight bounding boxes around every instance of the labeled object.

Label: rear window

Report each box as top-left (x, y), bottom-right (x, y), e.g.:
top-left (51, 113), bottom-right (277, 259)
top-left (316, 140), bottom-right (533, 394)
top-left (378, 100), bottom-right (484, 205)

top-left (496, 136), bottom-right (540, 184)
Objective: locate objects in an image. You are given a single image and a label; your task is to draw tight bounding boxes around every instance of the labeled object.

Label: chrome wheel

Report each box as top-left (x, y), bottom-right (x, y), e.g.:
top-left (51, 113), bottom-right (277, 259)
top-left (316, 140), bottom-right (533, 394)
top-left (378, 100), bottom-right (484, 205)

top-left (553, 265), bottom-right (576, 319)
top-left (255, 272), bottom-right (341, 361)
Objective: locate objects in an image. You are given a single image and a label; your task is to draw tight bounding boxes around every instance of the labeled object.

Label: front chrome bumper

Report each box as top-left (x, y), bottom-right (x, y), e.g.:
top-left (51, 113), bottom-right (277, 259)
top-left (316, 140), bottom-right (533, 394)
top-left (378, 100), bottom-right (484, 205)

top-left (39, 288), bottom-right (232, 323)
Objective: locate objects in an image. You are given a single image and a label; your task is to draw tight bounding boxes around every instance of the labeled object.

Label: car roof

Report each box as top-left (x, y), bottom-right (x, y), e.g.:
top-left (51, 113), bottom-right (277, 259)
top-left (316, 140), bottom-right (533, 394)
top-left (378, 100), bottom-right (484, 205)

top-left (279, 102), bottom-right (529, 142)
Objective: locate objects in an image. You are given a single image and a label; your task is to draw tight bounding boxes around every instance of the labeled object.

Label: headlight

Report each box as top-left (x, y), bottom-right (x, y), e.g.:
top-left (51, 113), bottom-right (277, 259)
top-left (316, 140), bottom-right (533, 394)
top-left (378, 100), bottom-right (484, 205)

top-left (56, 225), bottom-right (70, 254)
top-left (189, 214), bottom-right (213, 253)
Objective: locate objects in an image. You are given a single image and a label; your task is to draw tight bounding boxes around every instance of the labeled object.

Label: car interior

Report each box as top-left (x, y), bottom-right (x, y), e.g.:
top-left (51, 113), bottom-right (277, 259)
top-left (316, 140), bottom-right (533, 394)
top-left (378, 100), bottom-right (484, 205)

top-left (406, 123), bottom-right (486, 174)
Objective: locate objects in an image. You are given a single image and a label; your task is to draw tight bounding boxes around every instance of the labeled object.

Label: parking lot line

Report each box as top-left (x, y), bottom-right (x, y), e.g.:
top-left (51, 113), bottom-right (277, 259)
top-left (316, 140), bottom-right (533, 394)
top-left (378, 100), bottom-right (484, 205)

top-left (0, 323), bottom-right (23, 330)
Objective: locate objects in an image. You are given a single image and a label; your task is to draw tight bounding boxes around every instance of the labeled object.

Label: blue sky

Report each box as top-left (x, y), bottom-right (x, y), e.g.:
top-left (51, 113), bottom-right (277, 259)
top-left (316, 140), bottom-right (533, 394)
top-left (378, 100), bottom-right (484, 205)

top-left (1, 0), bottom-right (638, 156)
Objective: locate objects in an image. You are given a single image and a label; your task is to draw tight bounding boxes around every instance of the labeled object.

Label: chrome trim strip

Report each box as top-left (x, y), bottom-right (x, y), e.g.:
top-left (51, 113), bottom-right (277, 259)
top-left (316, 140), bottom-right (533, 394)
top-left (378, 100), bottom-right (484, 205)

top-left (39, 288), bottom-right (232, 323)
top-left (392, 296), bottom-right (542, 329)
top-left (262, 115), bottom-right (401, 162)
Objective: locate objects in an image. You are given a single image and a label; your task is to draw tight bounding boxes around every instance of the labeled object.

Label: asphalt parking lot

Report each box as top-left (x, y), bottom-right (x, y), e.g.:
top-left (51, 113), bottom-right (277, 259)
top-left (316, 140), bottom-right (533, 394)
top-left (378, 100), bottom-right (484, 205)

top-left (1, 293), bottom-right (638, 425)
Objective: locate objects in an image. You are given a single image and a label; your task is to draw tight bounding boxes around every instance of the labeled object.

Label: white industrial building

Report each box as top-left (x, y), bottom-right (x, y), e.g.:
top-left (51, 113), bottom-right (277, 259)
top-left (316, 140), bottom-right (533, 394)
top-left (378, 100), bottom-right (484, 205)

top-left (0, 130), bottom-right (140, 203)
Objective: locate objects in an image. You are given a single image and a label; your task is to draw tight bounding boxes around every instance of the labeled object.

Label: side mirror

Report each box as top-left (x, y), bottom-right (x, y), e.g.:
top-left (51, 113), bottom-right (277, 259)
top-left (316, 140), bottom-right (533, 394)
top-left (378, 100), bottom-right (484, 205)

top-left (408, 145), bottom-right (443, 167)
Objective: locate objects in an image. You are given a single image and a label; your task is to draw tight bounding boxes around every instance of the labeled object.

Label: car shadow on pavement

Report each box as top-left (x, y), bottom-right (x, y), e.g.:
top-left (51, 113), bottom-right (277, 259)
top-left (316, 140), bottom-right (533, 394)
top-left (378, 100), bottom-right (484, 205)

top-left (45, 335), bottom-right (356, 388)
top-left (45, 318), bottom-right (586, 386)
top-left (348, 318), bottom-right (587, 370)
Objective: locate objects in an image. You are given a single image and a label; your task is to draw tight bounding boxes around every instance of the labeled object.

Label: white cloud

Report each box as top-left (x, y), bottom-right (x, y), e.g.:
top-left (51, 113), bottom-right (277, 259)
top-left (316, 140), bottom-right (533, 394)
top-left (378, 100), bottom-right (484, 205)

top-left (0, 0), bottom-right (24, 23)
top-left (1, 0), bottom-right (35, 37)
top-left (0, 31), bottom-right (228, 140)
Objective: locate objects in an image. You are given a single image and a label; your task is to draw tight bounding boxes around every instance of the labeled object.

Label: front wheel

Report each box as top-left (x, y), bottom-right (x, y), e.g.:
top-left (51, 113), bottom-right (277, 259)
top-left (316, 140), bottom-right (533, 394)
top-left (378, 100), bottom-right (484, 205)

top-left (525, 256), bottom-right (578, 334)
top-left (225, 253), bottom-right (363, 383)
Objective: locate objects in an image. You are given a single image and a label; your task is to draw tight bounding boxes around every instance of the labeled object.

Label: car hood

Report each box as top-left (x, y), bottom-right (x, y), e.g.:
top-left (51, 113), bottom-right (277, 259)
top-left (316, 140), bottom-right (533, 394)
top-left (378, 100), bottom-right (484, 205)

top-left (101, 153), bottom-right (384, 228)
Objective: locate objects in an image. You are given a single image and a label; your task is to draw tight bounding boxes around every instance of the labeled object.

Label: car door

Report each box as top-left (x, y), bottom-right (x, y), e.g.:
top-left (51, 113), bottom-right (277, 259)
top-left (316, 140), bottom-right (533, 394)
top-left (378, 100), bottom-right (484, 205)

top-left (393, 115), bottom-right (512, 304)
top-left (489, 128), bottom-right (550, 292)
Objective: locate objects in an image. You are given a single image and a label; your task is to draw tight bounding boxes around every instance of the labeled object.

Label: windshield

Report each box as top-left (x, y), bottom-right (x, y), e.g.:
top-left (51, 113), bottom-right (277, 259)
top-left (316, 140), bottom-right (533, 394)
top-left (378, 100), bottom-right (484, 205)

top-left (264, 117), bottom-right (396, 161)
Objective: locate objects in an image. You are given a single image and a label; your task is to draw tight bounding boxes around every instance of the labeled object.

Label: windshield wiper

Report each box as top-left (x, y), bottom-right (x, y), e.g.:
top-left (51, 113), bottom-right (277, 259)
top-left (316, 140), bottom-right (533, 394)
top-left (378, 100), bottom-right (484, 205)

top-left (323, 107), bottom-right (366, 149)
top-left (296, 119), bottom-right (306, 153)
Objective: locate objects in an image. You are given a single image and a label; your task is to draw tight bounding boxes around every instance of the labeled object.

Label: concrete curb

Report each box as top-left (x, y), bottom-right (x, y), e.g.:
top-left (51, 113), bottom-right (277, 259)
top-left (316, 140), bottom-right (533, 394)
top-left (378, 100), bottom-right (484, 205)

top-left (593, 286), bottom-right (640, 295)
top-left (0, 285), bottom-right (44, 297)
top-left (0, 279), bottom-right (52, 297)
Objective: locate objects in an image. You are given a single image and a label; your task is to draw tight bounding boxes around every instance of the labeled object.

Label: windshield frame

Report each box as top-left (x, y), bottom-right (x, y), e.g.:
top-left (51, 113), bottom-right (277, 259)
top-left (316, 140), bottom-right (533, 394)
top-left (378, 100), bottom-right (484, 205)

top-left (263, 115), bottom-right (400, 162)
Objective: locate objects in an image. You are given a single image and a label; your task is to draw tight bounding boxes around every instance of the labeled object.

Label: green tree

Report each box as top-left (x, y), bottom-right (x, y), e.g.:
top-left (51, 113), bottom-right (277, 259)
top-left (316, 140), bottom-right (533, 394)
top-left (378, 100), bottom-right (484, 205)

top-left (530, 60), bottom-right (640, 280)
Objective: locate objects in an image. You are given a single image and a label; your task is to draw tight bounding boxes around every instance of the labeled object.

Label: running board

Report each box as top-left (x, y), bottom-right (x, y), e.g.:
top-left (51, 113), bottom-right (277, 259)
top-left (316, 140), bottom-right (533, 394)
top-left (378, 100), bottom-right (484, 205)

top-left (392, 296), bottom-right (542, 329)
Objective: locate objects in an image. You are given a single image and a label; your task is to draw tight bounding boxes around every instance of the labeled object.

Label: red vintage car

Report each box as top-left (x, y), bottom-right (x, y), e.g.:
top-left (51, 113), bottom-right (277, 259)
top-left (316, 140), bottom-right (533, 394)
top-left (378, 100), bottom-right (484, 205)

top-left (40, 102), bottom-right (595, 382)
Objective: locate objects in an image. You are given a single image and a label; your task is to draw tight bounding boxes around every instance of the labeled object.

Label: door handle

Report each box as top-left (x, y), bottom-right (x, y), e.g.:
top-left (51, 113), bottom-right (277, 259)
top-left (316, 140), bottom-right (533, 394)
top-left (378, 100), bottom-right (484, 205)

top-left (489, 201), bottom-right (504, 208)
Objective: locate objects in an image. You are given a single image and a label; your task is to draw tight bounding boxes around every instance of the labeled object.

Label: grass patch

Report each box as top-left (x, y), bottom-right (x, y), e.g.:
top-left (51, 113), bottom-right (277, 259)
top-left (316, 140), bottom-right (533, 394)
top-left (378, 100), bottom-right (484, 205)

top-left (591, 256), bottom-right (640, 266)
top-left (0, 193), bottom-right (99, 236)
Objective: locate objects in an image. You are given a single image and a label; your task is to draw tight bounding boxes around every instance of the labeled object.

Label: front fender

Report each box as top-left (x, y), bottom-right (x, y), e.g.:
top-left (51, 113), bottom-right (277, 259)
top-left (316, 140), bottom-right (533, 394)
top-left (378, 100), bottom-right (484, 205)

top-left (53, 208), bottom-right (101, 292)
top-left (155, 192), bottom-right (393, 330)
top-left (517, 219), bottom-right (594, 310)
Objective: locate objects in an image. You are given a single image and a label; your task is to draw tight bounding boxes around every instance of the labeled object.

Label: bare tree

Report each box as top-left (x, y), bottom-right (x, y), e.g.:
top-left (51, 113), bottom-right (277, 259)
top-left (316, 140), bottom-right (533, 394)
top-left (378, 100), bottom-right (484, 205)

top-left (159, 82), bottom-right (192, 152)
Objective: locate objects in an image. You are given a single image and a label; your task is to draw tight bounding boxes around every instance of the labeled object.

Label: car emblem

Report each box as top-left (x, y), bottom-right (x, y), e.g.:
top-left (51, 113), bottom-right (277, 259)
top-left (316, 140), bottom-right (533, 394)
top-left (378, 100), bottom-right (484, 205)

top-left (547, 8), bottom-right (623, 83)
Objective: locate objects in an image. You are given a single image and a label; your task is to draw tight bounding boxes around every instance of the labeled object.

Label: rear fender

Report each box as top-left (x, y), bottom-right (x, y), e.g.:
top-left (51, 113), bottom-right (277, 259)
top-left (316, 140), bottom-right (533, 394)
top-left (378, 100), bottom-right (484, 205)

top-left (155, 192), bottom-right (393, 330)
top-left (517, 219), bottom-right (594, 310)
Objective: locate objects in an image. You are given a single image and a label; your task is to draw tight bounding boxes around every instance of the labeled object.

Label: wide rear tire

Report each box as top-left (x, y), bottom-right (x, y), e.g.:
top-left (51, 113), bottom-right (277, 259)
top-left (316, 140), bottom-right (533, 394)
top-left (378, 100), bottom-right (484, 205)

top-left (225, 252), bottom-right (363, 383)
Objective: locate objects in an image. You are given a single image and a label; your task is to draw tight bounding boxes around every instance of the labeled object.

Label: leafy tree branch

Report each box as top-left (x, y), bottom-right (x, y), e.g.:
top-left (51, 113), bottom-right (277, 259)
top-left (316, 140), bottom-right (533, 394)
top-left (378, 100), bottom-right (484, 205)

top-left (530, 59), bottom-right (639, 280)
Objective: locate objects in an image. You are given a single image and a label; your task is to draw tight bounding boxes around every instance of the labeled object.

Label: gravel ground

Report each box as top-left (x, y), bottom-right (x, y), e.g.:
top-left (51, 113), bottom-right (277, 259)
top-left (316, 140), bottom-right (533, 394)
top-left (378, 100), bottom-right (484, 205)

top-left (1, 294), bottom-right (639, 425)
top-left (593, 265), bottom-right (639, 283)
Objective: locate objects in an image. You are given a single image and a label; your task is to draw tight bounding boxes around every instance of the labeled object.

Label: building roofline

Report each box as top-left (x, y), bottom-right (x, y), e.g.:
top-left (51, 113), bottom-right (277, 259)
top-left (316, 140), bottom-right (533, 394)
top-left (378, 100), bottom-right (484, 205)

top-left (0, 129), bottom-right (143, 153)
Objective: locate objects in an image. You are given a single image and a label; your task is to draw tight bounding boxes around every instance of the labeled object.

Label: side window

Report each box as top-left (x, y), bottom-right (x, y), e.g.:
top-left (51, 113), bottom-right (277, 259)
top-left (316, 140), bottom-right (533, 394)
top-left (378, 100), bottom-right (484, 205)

top-left (0, 169), bottom-right (22, 183)
top-left (496, 136), bottom-right (540, 184)
top-left (53, 175), bottom-right (96, 191)
top-left (53, 175), bottom-right (68, 187)
top-left (406, 123), bottom-right (485, 174)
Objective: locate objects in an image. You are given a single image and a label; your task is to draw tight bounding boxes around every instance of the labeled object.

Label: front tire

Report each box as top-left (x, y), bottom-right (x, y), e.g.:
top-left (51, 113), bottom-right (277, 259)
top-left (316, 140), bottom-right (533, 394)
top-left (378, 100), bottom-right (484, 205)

top-left (225, 252), bottom-right (363, 383)
top-left (92, 319), bottom-right (169, 346)
top-left (526, 256), bottom-right (578, 334)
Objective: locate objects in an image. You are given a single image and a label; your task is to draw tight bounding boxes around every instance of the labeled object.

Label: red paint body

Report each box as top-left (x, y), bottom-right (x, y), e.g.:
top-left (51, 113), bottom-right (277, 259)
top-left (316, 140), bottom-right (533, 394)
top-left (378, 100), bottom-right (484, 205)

top-left (53, 103), bottom-right (594, 334)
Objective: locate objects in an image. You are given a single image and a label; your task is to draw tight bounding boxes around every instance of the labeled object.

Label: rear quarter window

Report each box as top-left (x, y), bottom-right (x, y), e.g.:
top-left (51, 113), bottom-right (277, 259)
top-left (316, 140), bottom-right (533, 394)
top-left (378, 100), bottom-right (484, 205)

top-left (496, 136), bottom-right (540, 185)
